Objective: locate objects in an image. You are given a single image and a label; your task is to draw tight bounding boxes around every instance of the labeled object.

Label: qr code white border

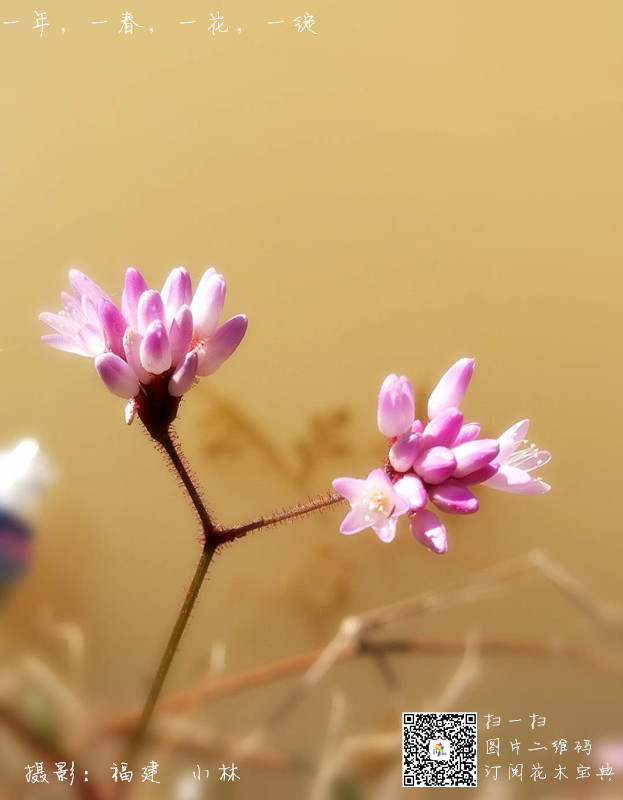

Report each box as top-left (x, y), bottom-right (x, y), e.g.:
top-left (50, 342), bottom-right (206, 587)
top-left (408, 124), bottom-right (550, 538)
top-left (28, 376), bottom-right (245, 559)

top-left (402, 712), bottom-right (478, 788)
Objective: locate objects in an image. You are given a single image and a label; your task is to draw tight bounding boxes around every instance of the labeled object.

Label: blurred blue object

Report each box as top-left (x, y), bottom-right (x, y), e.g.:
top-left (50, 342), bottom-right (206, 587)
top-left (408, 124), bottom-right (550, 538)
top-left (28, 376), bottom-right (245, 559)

top-left (0, 508), bottom-right (32, 582)
top-left (0, 438), bottom-right (53, 599)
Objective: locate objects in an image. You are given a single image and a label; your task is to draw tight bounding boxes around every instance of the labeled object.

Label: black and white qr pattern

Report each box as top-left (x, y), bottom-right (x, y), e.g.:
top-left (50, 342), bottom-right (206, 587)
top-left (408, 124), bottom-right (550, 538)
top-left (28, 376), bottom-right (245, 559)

top-left (402, 712), bottom-right (477, 787)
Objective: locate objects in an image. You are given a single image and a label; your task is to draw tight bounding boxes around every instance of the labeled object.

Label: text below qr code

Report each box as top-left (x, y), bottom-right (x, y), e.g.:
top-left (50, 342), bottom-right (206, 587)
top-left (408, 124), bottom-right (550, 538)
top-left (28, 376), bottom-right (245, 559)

top-left (403, 712), bottom-right (477, 787)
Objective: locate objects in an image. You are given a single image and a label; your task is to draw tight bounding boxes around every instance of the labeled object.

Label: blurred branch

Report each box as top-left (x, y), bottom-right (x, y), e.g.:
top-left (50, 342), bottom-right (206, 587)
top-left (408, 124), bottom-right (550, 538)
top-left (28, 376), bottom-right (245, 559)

top-left (235, 549), bottom-right (623, 755)
top-left (200, 388), bottom-right (353, 491)
top-left (25, 548), bottom-right (623, 798)
top-left (97, 632), bottom-right (623, 739)
top-left (136, 715), bottom-right (303, 773)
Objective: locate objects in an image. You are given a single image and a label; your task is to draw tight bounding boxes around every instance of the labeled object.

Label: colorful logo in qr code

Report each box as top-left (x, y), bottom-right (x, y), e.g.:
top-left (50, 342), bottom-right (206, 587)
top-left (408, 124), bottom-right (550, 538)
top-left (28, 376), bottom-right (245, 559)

top-left (402, 712), bottom-right (478, 787)
top-left (429, 738), bottom-right (451, 761)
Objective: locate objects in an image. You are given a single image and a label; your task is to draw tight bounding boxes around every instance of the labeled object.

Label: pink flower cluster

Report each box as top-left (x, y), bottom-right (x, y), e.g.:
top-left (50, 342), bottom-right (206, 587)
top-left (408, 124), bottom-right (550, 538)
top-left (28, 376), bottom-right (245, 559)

top-left (40, 267), bottom-right (247, 422)
top-left (333, 359), bottom-right (550, 553)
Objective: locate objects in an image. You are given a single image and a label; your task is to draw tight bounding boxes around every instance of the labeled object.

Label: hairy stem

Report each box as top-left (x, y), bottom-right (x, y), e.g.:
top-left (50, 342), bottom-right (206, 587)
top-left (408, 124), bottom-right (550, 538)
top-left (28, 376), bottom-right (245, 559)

top-left (217, 492), bottom-right (344, 545)
top-left (160, 431), bottom-right (218, 543)
top-left (130, 428), bottom-right (343, 760)
top-left (129, 428), bottom-right (219, 761)
top-left (128, 547), bottom-right (215, 760)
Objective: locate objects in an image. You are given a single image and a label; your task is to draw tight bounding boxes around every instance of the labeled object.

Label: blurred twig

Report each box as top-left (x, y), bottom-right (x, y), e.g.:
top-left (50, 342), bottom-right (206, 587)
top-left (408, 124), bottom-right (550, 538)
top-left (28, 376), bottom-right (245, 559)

top-left (97, 550), bottom-right (623, 743)
top-left (200, 388), bottom-right (353, 491)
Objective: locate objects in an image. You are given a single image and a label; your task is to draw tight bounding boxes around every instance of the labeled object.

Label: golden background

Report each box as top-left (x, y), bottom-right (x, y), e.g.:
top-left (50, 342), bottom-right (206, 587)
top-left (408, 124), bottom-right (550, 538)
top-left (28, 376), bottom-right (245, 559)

top-left (1, 0), bottom-right (622, 797)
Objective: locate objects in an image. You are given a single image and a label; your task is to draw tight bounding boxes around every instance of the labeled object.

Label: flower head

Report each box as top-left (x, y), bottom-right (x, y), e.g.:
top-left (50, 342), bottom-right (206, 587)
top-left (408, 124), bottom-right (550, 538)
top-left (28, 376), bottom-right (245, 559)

top-left (333, 358), bottom-right (550, 552)
top-left (482, 420), bottom-right (551, 494)
top-left (41, 267), bottom-right (247, 433)
top-left (332, 469), bottom-right (410, 543)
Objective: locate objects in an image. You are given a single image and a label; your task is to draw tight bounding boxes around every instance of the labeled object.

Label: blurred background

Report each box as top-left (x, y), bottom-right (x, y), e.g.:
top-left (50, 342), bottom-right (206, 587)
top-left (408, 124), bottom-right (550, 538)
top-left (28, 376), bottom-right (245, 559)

top-left (1, 0), bottom-right (622, 797)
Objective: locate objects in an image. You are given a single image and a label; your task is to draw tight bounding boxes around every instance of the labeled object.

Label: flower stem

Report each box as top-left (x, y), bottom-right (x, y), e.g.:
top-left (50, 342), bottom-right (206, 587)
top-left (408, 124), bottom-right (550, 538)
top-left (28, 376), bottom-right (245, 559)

top-left (128, 546), bottom-right (215, 758)
top-left (129, 428), bottom-right (343, 760)
top-left (160, 430), bottom-right (218, 542)
top-left (128, 428), bottom-right (218, 760)
top-left (216, 493), bottom-right (344, 546)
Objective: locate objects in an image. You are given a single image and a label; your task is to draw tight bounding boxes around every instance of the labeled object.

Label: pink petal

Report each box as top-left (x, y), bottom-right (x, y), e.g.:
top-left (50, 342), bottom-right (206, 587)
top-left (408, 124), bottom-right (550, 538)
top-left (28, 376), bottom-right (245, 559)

top-left (98, 299), bottom-right (127, 358)
top-left (484, 466), bottom-right (550, 494)
top-left (121, 267), bottom-right (148, 329)
top-left (452, 439), bottom-right (499, 479)
top-left (332, 476), bottom-right (366, 504)
top-left (413, 446), bottom-right (457, 485)
top-left (427, 358), bottom-right (475, 420)
top-left (94, 353), bottom-right (139, 399)
top-left (60, 291), bottom-right (81, 316)
top-left (394, 475), bottom-right (427, 510)
top-left (339, 507), bottom-right (371, 535)
top-left (77, 324), bottom-right (106, 356)
top-left (497, 419), bottom-right (530, 461)
top-left (139, 320), bottom-right (172, 374)
top-left (456, 463), bottom-right (499, 485)
top-left (169, 305), bottom-right (194, 366)
top-left (377, 374), bottom-right (415, 438)
top-left (137, 290), bottom-right (166, 334)
top-left (372, 517), bottom-right (398, 543)
top-left (162, 267), bottom-right (192, 323)
top-left (68, 269), bottom-right (109, 305)
top-left (169, 351), bottom-right (199, 398)
top-left (191, 270), bottom-right (226, 340)
top-left (389, 430), bottom-right (421, 472)
top-left (410, 510), bottom-right (448, 554)
top-left (41, 333), bottom-right (91, 357)
top-left (80, 293), bottom-right (101, 327)
top-left (453, 422), bottom-right (481, 446)
top-left (39, 311), bottom-right (78, 337)
top-left (429, 483), bottom-right (479, 514)
top-left (508, 448), bottom-right (552, 472)
top-left (123, 328), bottom-right (151, 384)
top-left (422, 408), bottom-right (464, 449)
top-left (195, 314), bottom-right (248, 376)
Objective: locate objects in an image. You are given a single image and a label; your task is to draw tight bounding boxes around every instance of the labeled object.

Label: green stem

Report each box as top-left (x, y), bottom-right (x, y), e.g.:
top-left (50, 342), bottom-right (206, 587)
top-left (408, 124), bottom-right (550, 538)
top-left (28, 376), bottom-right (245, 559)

top-left (128, 546), bottom-right (215, 759)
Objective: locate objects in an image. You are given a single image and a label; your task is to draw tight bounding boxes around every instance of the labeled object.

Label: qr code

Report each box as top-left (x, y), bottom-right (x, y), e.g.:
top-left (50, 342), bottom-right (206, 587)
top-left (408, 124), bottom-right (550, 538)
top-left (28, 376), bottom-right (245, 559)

top-left (402, 712), bottom-right (477, 787)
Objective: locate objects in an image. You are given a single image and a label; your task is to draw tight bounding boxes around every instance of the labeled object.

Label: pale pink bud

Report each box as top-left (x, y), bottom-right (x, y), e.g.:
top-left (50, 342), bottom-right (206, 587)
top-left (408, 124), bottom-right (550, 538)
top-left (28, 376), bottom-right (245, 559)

top-left (394, 475), bottom-right (427, 510)
top-left (161, 267), bottom-right (192, 323)
top-left (139, 320), bottom-right (172, 374)
top-left (169, 305), bottom-right (194, 366)
top-left (123, 328), bottom-right (151, 384)
top-left (429, 483), bottom-right (479, 514)
top-left (452, 439), bottom-right (499, 479)
top-left (121, 268), bottom-right (148, 329)
top-left (413, 446), bottom-right (457, 485)
top-left (422, 408), bottom-right (464, 449)
top-left (196, 314), bottom-right (248, 376)
top-left (191, 270), bottom-right (226, 340)
top-left (377, 374), bottom-right (415, 438)
top-left (427, 358), bottom-right (475, 420)
top-left (389, 430), bottom-right (422, 472)
top-left (169, 351), bottom-right (199, 397)
top-left (98, 299), bottom-right (127, 358)
top-left (95, 353), bottom-right (140, 399)
top-left (453, 422), bottom-right (481, 446)
top-left (410, 510), bottom-right (448, 554)
top-left (137, 290), bottom-right (166, 334)
top-left (457, 463), bottom-right (499, 485)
